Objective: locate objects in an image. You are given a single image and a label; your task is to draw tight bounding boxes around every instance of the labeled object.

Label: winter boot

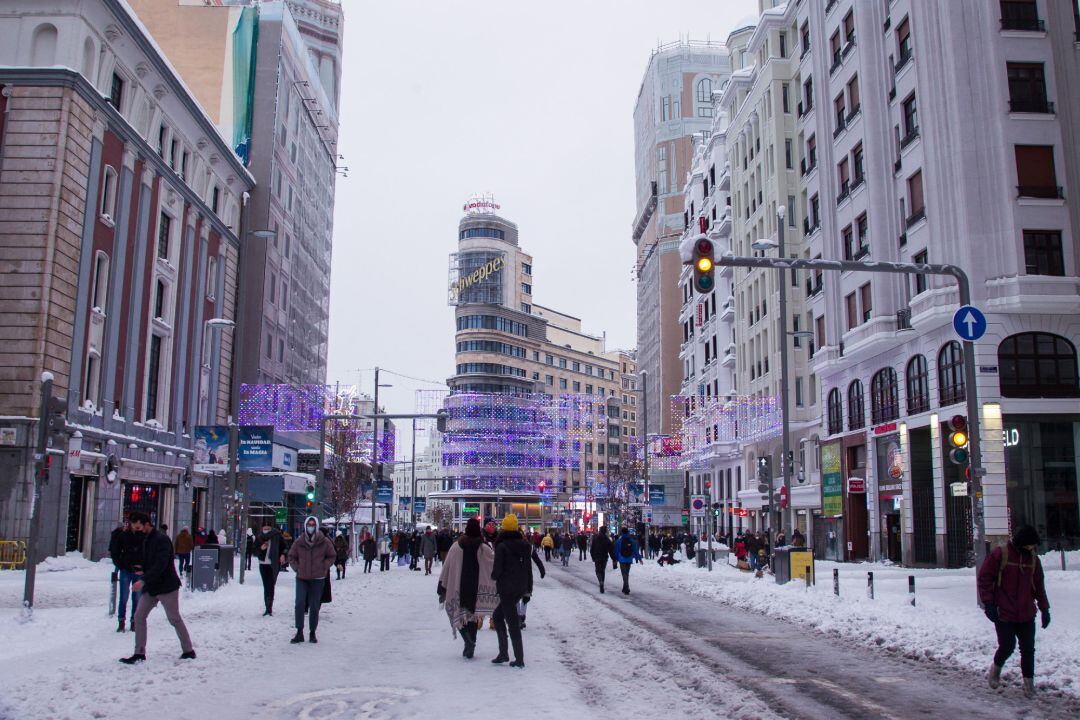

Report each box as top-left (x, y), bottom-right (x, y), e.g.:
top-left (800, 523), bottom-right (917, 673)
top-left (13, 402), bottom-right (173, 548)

top-left (1022, 678), bottom-right (1035, 698)
top-left (119, 654), bottom-right (146, 665)
top-left (117, 618), bottom-right (125, 633)
top-left (309, 631), bottom-right (318, 644)
top-left (290, 630), bottom-right (305, 644)
top-left (491, 653), bottom-right (509, 664)
top-left (462, 624), bottom-right (476, 659)
top-left (180, 651), bottom-right (196, 660)
top-left (987, 663), bottom-right (1002, 689)
top-left (599, 582), bottom-right (604, 594)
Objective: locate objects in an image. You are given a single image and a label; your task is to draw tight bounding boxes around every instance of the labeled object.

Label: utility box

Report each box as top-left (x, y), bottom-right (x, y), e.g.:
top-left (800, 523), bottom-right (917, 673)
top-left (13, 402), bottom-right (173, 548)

top-left (774, 547), bottom-right (815, 585)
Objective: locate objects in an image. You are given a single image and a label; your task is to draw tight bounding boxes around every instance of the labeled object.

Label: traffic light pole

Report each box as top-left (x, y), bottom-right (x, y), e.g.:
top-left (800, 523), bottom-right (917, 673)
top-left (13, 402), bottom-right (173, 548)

top-left (709, 254), bottom-right (987, 567)
top-left (640, 370), bottom-right (650, 539)
top-left (23, 372), bottom-right (54, 613)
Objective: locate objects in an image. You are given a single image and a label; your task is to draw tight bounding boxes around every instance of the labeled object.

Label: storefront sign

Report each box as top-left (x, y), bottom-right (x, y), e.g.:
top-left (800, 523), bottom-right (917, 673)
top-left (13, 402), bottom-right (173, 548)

top-left (979, 365), bottom-right (998, 374)
top-left (847, 477), bottom-right (866, 494)
top-left (950, 482), bottom-right (969, 497)
top-left (462, 504), bottom-right (480, 516)
top-left (696, 303), bottom-right (704, 329)
top-left (463, 198), bottom-right (501, 214)
top-left (821, 442), bottom-right (843, 516)
top-left (733, 507), bottom-right (749, 517)
top-left (239, 426), bottom-right (273, 472)
top-left (193, 426), bottom-right (230, 472)
top-left (873, 422), bottom-right (898, 435)
top-left (1002, 428), bottom-right (1020, 448)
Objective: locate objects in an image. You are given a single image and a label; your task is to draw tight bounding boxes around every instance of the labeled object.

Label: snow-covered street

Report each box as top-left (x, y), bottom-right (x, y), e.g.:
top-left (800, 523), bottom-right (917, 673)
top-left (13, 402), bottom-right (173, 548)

top-left (1, 553), bottom-right (1078, 719)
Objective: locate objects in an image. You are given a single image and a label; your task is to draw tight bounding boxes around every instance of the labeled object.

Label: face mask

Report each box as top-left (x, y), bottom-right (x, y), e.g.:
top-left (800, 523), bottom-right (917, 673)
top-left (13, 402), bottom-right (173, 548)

top-left (306, 524), bottom-right (317, 536)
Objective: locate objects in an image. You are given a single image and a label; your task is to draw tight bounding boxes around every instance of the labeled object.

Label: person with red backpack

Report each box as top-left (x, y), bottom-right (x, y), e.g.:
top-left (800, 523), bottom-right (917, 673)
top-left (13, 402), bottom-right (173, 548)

top-left (976, 524), bottom-right (1050, 698)
top-left (612, 527), bottom-right (642, 595)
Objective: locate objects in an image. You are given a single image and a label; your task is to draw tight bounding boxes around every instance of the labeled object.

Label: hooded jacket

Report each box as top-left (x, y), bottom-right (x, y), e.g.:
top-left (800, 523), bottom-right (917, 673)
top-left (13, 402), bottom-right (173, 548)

top-left (613, 532), bottom-right (641, 564)
top-left (590, 531), bottom-right (615, 563)
top-left (173, 529), bottom-right (195, 555)
top-left (491, 530), bottom-right (533, 600)
top-left (977, 542), bottom-right (1050, 623)
top-left (421, 531), bottom-right (438, 559)
top-left (287, 517), bottom-right (337, 580)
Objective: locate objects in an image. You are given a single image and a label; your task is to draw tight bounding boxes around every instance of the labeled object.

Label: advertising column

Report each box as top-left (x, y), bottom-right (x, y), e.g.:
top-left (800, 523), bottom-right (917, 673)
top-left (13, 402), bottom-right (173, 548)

top-left (875, 431), bottom-right (905, 564)
top-left (820, 441), bottom-right (844, 561)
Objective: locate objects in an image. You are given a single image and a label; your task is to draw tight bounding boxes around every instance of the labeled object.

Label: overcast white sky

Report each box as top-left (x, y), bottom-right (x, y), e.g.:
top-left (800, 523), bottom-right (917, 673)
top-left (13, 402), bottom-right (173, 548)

top-left (327, 0), bottom-right (757, 417)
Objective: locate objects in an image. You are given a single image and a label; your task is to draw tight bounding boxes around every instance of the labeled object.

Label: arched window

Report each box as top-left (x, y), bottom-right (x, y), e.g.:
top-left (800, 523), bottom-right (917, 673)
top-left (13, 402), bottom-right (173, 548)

top-left (871, 368), bottom-right (899, 423)
top-left (30, 24), bottom-right (58, 67)
top-left (848, 380), bottom-right (865, 430)
top-left (826, 388), bottom-right (842, 434)
top-left (696, 77), bottom-right (713, 103)
top-left (998, 332), bottom-right (1079, 398)
top-left (938, 341), bottom-right (965, 406)
top-left (906, 354), bottom-right (930, 414)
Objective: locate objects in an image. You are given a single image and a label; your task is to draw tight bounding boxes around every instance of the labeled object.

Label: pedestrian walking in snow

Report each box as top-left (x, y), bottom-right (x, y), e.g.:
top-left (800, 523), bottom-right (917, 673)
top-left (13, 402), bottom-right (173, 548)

top-left (358, 533), bottom-right (374, 573)
top-left (245, 528), bottom-right (256, 571)
top-left (517, 542), bottom-right (546, 630)
top-left (977, 525), bottom-right (1051, 698)
top-left (559, 533), bottom-right (573, 567)
top-left (173, 526), bottom-right (194, 576)
top-left (589, 526), bottom-right (615, 593)
top-left (108, 519), bottom-right (143, 633)
top-left (255, 523), bottom-right (287, 616)
top-left (334, 532), bottom-right (350, 579)
top-left (541, 532), bottom-right (554, 561)
top-left (409, 531), bottom-right (422, 571)
top-left (576, 533), bottom-right (588, 561)
top-left (613, 527), bottom-right (641, 595)
top-left (436, 529), bottom-right (453, 564)
top-left (490, 514), bottom-right (531, 668)
top-left (287, 516), bottom-right (337, 644)
top-left (421, 527), bottom-right (438, 575)
top-left (438, 518), bottom-right (498, 659)
top-left (119, 512), bottom-right (195, 664)
top-left (377, 533), bottom-right (391, 571)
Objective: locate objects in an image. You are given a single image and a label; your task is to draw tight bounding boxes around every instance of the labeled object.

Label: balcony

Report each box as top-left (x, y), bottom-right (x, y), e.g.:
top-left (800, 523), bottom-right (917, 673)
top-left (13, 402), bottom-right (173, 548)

top-left (1000, 16), bottom-right (1045, 32)
top-left (905, 207), bottom-right (927, 228)
top-left (846, 104), bottom-right (862, 123)
top-left (1017, 185), bottom-right (1063, 199)
top-left (830, 54), bottom-right (843, 75)
top-left (800, 43), bottom-right (811, 60)
top-left (837, 181), bottom-right (851, 203)
top-left (896, 307), bottom-right (913, 331)
top-left (850, 173), bottom-right (865, 191)
top-left (720, 297), bottom-right (735, 320)
top-left (894, 51), bottom-right (913, 73)
top-left (806, 279), bottom-right (823, 298)
top-left (800, 157), bottom-right (817, 177)
top-left (825, 0), bottom-right (838, 14)
top-left (842, 39), bottom-right (856, 58)
top-left (833, 116), bottom-right (847, 139)
top-left (899, 127), bottom-right (920, 150)
top-left (1009, 99), bottom-right (1055, 114)
top-left (883, 16), bottom-right (891, 32)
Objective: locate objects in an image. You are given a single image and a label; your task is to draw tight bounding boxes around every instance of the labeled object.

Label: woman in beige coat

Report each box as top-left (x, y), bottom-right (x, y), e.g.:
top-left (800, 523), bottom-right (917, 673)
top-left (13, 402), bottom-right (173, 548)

top-left (437, 518), bottom-right (498, 658)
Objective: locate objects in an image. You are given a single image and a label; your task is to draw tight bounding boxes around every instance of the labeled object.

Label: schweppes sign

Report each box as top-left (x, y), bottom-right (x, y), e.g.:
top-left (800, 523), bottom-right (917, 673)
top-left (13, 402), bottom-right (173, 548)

top-left (449, 256), bottom-right (504, 302)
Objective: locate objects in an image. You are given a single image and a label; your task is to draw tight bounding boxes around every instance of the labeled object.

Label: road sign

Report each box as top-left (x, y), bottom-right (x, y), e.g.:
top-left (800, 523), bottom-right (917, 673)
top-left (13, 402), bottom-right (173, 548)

top-left (273, 507), bottom-right (287, 524)
top-left (952, 305), bottom-right (987, 342)
top-left (950, 482), bottom-right (969, 497)
top-left (690, 495), bottom-right (707, 517)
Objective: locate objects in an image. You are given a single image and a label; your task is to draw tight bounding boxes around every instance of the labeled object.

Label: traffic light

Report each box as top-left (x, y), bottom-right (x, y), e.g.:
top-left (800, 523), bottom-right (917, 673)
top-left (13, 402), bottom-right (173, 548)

top-left (948, 415), bottom-right (969, 465)
top-left (692, 237), bottom-right (715, 294)
top-left (305, 484), bottom-right (315, 510)
top-left (436, 409), bottom-right (448, 433)
top-left (46, 395), bottom-right (67, 434)
top-left (711, 502), bottom-right (721, 518)
top-left (757, 456), bottom-right (771, 494)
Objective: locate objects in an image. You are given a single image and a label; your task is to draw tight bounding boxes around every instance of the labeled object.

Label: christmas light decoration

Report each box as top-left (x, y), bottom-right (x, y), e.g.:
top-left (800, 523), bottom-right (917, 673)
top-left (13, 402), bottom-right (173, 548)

top-left (239, 384), bottom-right (325, 431)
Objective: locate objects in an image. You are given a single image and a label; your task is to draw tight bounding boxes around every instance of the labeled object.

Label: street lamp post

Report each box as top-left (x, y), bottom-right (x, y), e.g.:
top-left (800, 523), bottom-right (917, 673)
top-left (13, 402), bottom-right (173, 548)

top-left (640, 370), bottom-right (650, 538)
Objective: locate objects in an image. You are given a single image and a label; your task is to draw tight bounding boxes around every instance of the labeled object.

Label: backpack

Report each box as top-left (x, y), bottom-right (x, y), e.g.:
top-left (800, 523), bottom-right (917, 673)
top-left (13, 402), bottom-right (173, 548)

top-left (620, 536), bottom-right (634, 559)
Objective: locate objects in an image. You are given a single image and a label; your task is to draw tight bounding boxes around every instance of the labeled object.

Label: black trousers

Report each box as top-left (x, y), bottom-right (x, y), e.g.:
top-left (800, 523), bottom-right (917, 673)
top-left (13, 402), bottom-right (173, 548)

top-left (492, 596), bottom-right (524, 662)
top-left (543, 547), bottom-right (551, 561)
top-left (379, 554), bottom-right (390, 571)
top-left (294, 578), bottom-right (325, 633)
top-left (593, 559), bottom-right (607, 588)
top-left (258, 563), bottom-right (277, 612)
top-left (619, 562), bottom-right (632, 591)
top-left (994, 620), bottom-right (1036, 678)
top-left (578, 547), bottom-right (586, 560)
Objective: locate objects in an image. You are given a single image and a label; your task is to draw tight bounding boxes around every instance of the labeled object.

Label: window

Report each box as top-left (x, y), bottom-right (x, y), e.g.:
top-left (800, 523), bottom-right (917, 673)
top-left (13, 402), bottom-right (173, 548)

top-left (100, 166), bottom-right (118, 220)
top-left (284, 234), bottom-right (291, 258)
top-left (830, 31), bottom-right (842, 68)
top-left (801, 22), bottom-right (811, 56)
top-left (1007, 63), bottom-right (1050, 113)
top-left (211, 186), bottom-right (221, 214)
top-left (795, 377), bottom-right (804, 407)
top-left (852, 143), bottom-right (865, 185)
top-left (546, 354), bottom-right (553, 365)
top-left (847, 75), bottom-right (860, 115)
top-left (1000, 0), bottom-right (1043, 31)
top-left (559, 378), bottom-right (568, 390)
top-left (998, 333), bottom-right (1078, 398)
top-left (1014, 145), bottom-right (1060, 198)
top-left (559, 358), bottom-right (567, 369)
top-left (265, 333), bottom-right (272, 359)
top-left (846, 292), bottom-right (858, 330)
top-left (871, 368), bottom-right (899, 423)
top-left (785, 139), bottom-right (793, 169)
top-left (180, 151), bottom-right (189, 182)
top-left (522, 263), bottom-right (532, 275)
top-left (843, 10), bottom-right (855, 45)
top-left (838, 158), bottom-right (850, 197)
top-left (281, 282), bottom-right (288, 312)
top-left (860, 283), bottom-right (872, 322)
top-left (458, 227), bottom-right (506, 240)
top-left (696, 77), bottom-right (712, 102)
top-left (156, 213), bottom-right (171, 261)
top-left (778, 32), bottom-right (787, 58)
top-left (897, 18), bottom-right (912, 65)
top-left (856, 214), bottom-right (869, 255)
top-left (109, 72), bottom-right (124, 109)
top-left (456, 315), bottom-right (529, 337)
top-left (827, 388), bottom-right (842, 434)
top-left (169, 138), bottom-right (179, 170)
top-left (843, 226), bottom-right (855, 260)
top-left (848, 380), bottom-right (866, 430)
top-left (206, 256), bottom-right (217, 300)
top-left (906, 355), bottom-right (930, 414)
top-left (815, 315), bottom-right (825, 350)
top-left (834, 93), bottom-right (846, 128)
top-left (657, 145), bottom-right (668, 194)
top-left (545, 375), bottom-right (554, 386)
top-left (907, 171), bottom-right (925, 223)
top-left (1023, 231), bottom-right (1064, 276)
top-left (901, 94), bottom-right (919, 143)
top-left (573, 381), bottom-right (581, 392)
top-left (145, 334), bottom-right (163, 421)
top-left (278, 339), bottom-right (284, 363)
top-left (269, 273), bottom-right (276, 304)
top-left (912, 250), bottom-right (928, 294)
top-left (521, 283), bottom-right (531, 294)
top-left (803, 76), bottom-right (814, 112)
top-left (938, 341), bottom-right (966, 406)
top-left (153, 279), bottom-right (167, 320)
top-left (91, 252), bottom-right (109, 310)
top-left (157, 124), bottom-right (167, 158)
top-left (520, 302), bottom-right (531, 314)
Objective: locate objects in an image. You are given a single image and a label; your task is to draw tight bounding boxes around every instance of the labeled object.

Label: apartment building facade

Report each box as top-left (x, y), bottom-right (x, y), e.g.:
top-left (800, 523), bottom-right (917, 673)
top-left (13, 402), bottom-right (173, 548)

top-left (0, 0), bottom-right (253, 560)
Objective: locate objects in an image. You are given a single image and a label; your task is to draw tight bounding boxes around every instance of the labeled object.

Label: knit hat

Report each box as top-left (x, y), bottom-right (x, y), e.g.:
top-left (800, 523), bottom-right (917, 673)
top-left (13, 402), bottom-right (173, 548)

top-left (501, 514), bottom-right (519, 532)
top-left (1013, 524), bottom-right (1040, 548)
top-left (465, 518), bottom-right (482, 537)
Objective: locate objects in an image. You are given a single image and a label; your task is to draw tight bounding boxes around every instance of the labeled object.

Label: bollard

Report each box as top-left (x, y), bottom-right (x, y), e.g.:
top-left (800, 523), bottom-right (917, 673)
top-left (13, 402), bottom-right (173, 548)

top-left (805, 569), bottom-right (812, 590)
top-left (908, 575), bottom-right (916, 606)
top-left (867, 571), bottom-right (875, 600)
top-left (833, 568), bottom-right (840, 596)
top-left (1062, 548), bottom-right (1067, 572)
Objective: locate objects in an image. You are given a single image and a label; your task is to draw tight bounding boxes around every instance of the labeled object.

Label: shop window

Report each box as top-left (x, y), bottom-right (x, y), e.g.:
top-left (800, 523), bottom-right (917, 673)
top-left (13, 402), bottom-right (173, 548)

top-left (906, 354), bottom-right (930, 414)
top-left (938, 341), bottom-right (966, 406)
top-left (848, 379), bottom-right (865, 430)
top-left (998, 333), bottom-right (1079, 398)
top-left (871, 367), bottom-right (899, 423)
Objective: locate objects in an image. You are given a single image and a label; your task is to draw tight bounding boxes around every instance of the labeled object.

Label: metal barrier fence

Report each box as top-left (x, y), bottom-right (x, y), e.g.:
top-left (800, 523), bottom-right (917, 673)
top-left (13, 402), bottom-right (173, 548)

top-left (0, 540), bottom-right (27, 570)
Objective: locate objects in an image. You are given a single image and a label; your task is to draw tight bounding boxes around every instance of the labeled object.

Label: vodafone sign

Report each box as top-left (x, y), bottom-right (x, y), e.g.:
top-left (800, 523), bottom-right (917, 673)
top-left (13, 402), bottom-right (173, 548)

top-left (463, 199), bottom-right (501, 214)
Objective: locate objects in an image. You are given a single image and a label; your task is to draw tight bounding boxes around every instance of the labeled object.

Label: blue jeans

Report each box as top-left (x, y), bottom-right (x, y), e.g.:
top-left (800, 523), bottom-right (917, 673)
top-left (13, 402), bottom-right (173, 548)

top-left (117, 569), bottom-right (140, 621)
top-left (294, 577), bottom-right (326, 633)
top-left (177, 553), bottom-right (191, 574)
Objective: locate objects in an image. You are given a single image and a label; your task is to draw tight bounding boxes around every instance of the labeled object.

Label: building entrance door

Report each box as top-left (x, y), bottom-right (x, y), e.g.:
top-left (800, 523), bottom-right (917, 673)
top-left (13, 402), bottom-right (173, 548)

top-left (65, 476), bottom-right (93, 553)
top-left (885, 512), bottom-right (902, 563)
top-left (123, 483), bottom-right (161, 526)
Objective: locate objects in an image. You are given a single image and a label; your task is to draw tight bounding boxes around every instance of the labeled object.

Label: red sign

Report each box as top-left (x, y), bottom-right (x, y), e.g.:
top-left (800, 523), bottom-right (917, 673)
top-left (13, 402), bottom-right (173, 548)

top-left (779, 485), bottom-right (789, 509)
top-left (874, 422), bottom-right (898, 435)
top-left (847, 478), bottom-right (866, 494)
top-left (733, 508), bottom-right (749, 517)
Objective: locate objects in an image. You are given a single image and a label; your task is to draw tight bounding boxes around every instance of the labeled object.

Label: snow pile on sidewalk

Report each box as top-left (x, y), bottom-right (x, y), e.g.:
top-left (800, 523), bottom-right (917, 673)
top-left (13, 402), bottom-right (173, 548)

top-left (638, 555), bottom-right (1080, 698)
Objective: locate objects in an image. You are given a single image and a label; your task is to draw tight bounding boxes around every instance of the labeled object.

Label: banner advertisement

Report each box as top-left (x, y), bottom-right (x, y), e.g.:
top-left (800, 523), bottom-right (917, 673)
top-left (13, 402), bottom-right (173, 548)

top-left (414, 498), bottom-right (427, 514)
top-left (193, 426), bottom-right (230, 472)
top-left (239, 426), bottom-right (273, 471)
top-left (375, 480), bottom-right (394, 504)
top-left (821, 441), bottom-right (843, 517)
top-left (649, 485), bottom-right (665, 506)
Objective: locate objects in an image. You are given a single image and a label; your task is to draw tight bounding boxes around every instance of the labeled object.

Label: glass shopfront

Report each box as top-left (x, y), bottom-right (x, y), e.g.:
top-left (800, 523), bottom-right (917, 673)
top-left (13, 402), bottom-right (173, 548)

top-left (1003, 416), bottom-right (1080, 550)
top-left (875, 434), bottom-right (904, 563)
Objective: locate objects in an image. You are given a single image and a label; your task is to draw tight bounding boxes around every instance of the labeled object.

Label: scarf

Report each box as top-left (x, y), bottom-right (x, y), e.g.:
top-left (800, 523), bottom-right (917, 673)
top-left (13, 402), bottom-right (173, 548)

top-left (437, 537), bottom-right (499, 636)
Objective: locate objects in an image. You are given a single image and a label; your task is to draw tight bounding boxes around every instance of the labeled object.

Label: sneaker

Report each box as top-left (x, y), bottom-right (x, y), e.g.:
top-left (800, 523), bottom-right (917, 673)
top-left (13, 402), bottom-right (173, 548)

top-left (987, 663), bottom-right (1002, 689)
top-left (491, 654), bottom-right (509, 664)
top-left (180, 651), bottom-right (196, 660)
top-left (290, 631), bottom-right (305, 644)
top-left (119, 654), bottom-right (146, 665)
top-left (1022, 678), bottom-right (1035, 699)
top-left (308, 632), bottom-right (317, 644)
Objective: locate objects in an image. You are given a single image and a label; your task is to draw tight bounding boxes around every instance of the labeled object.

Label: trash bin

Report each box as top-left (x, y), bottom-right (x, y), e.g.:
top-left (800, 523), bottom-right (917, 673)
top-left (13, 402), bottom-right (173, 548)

top-left (216, 544), bottom-right (235, 586)
top-left (774, 547), bottom-right (815, 585)
top-left (696, 548), bottom-right (708, 568)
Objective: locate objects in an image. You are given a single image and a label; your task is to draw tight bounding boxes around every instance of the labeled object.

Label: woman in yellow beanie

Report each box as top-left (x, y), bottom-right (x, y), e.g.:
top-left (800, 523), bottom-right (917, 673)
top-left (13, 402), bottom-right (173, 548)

top-left (490, 514), bottom-right (532, 667)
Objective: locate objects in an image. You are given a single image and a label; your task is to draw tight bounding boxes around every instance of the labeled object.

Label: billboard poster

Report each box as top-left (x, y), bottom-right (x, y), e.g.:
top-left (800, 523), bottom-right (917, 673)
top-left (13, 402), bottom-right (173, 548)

top-left (193, 426), bottom-right (230, 472)
top-left (399, 497), bottom-right (411, 510)
top-left (238, 426), bottom-right (273, 471)
top-left (875, 435), bottom-right (904, 499)
top-left (414, 498), bottom-right (427, 514)
top-left (375, 480), bottom-right (394, 504)
top-left (649, 485), bottom-right (665, 506)
top-left (628, 483), bottom-right (646, 505)
top-left (821, 441), bottom-right (843, 517)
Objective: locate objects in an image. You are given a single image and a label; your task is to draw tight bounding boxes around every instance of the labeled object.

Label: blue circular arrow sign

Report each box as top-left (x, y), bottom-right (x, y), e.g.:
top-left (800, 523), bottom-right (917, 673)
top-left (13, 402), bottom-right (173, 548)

top-left (952, 305), bottom-right (987, 342)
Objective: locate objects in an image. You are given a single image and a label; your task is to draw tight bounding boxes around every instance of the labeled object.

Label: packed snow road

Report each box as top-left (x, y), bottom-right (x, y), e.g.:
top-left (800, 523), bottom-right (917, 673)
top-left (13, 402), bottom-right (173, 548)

top-left (549, 559), bottom-right (1080, 720)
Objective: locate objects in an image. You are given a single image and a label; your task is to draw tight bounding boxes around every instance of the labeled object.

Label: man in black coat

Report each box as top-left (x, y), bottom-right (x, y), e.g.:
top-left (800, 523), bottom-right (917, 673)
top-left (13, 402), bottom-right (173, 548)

top-left (589, 526), bottom-right (616, 594)
top-left (490, 514), bottom-right (532, 668)
top-left (576, 532), bottom-right (588, 561)
top-left (120, 511), bottom-right (195, 664)
top-left (108, 519), bottom-right (144, 632)
top-left (255, 523), bottom-right (287, 615)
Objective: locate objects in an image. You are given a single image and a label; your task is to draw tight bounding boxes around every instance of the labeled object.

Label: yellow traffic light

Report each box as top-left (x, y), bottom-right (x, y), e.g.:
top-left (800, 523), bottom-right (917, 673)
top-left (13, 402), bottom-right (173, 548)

top-left (696, 257), bottom-right (713, 273)
top-left (950, 431), bottom-right (967, 447)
